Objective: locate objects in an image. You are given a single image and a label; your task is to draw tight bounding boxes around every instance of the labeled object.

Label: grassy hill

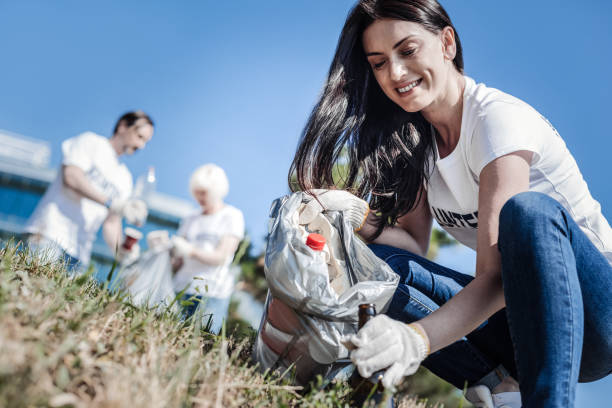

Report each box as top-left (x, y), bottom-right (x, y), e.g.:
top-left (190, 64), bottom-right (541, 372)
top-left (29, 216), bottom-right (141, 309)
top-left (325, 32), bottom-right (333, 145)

top-left (0, 243), bottom-right (466, 407)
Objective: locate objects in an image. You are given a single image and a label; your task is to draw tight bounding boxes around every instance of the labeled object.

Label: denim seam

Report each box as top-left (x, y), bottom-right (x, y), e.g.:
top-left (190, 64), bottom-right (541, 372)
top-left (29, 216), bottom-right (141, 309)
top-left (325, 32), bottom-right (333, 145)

top-left (395, 284), bottom-right (436, 315)
top-left (555, 216), bottom-right (574, 407)
top-left (383, 253), bottom-right (417, 265)
top-left (409, 295), bottom-right (435, 315)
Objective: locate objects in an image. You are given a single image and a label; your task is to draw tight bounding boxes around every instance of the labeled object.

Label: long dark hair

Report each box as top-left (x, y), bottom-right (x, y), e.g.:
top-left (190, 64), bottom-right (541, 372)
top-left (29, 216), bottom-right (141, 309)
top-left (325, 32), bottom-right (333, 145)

top-left (289, 0), bottom-right (463, 237)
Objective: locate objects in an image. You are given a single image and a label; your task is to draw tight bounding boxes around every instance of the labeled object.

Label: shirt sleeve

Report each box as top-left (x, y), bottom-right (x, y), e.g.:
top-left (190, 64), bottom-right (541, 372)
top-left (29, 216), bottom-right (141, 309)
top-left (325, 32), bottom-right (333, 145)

top-left (223, 208), bottom-right (245, 240)
top-left (468, 102), bottom-right (544, 178)
top-left (61, 132), bottom-right (97, 171)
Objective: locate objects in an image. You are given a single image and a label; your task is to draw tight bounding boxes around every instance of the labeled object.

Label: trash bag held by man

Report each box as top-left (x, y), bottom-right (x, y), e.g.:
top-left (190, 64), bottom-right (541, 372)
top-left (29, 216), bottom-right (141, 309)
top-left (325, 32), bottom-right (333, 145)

top-left (253, 191), bottom-right (399, 385)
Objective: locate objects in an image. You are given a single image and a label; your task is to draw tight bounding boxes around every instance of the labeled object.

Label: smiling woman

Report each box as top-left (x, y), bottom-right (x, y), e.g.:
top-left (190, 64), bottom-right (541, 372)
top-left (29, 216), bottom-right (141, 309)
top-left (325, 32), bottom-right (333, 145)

top-left (289, 1), bottom-right (612, 407)
top-left (290, 0), bottom-right (466, 239)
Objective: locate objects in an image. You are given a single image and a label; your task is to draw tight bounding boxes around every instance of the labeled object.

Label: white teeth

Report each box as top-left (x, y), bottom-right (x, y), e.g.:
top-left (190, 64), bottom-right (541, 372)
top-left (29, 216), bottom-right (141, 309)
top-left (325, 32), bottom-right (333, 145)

top-left (398, 79), bottom-right (421, 93)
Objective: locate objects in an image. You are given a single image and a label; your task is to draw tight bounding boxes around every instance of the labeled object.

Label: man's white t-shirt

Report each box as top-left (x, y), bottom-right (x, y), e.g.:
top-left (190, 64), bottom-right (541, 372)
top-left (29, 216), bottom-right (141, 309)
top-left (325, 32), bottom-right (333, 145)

top-left (25, 132), bottom-right (133, 263)
top-left (172, 205), bottom-right (245, 298)
top-left (426, 76), bottom-right (612, 265)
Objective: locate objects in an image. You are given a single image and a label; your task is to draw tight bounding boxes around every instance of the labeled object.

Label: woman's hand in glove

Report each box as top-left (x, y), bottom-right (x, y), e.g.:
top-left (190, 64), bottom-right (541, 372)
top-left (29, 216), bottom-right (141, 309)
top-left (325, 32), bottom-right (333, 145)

top-left (299, 189), bottom-right (369, 232)
top-left (347, 315), bottom-right (430, 389)
top-left (171, 236), bottom-right (194, 258)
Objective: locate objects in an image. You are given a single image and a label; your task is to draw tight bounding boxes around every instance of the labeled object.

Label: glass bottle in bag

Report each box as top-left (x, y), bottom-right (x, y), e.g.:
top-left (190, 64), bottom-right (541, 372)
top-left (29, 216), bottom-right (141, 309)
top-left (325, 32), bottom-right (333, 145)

top-left (350, 303), bottom-right (394, 407)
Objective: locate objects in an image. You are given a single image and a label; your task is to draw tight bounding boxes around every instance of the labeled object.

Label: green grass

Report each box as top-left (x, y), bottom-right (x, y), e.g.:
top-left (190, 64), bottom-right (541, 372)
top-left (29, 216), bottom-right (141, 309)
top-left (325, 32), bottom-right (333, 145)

top-left (0, 242), bottom-right (469, 407)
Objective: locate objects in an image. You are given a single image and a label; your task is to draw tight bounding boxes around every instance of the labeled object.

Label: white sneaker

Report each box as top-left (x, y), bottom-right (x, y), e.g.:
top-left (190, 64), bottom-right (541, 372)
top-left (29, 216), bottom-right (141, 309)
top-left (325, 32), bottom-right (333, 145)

top-left (465, 385), bottom-right (522, 408)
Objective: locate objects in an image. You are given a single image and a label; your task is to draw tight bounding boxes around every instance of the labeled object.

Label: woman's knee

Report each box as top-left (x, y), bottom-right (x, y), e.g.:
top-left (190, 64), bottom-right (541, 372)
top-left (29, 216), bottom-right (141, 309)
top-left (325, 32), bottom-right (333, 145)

top-left (498, 192), bottom-right (565, 247)
top-left (497, 192), bottom-right (566, 284)
top-left (500, 192), bottom-right (559, 228)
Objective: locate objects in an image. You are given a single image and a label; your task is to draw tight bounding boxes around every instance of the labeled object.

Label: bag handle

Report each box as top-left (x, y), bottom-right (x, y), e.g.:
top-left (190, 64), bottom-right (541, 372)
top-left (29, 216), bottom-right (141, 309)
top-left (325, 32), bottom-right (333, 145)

top-left (333, 211), bottom-right (358, 287)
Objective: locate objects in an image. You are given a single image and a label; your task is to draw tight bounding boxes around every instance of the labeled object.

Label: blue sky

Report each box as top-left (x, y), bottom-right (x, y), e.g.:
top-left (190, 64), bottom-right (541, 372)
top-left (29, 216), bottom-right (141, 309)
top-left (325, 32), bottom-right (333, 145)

top-left (2, 0), bottom-right (611, 250)
top-left (1, 1), bottom-right (611, 404)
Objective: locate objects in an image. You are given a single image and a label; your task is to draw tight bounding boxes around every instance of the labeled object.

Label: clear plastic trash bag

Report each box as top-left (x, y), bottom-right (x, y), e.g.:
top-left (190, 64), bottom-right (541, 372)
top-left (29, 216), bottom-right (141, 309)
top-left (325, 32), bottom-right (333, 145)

top-left (115, 244), bottom-right (177, 311)
top-left (253, 192), bottom-right (399, 385)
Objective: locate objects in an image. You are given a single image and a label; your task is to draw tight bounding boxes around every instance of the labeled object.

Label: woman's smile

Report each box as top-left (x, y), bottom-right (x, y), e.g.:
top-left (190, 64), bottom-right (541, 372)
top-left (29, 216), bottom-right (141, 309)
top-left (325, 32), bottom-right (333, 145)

top-left (397, 78), bottom-right (423, 95)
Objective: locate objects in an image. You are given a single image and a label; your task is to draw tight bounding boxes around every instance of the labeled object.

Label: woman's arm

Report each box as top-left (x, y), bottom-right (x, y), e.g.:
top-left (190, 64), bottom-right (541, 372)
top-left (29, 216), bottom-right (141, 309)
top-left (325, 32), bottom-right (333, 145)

top-left (189, 235), bottom-right (241, 266)
top-left (417, 150), bottom-right (533, 352)
top-left (358, 187), bottom-right (433, 256)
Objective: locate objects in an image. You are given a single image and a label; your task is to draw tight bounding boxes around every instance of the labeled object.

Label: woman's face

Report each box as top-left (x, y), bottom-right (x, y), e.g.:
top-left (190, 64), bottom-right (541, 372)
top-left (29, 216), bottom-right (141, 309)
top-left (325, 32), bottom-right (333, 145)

top-left (193, 188), bottom-right (218, 212)
top-left (362, 19), bottom-right (455, 113)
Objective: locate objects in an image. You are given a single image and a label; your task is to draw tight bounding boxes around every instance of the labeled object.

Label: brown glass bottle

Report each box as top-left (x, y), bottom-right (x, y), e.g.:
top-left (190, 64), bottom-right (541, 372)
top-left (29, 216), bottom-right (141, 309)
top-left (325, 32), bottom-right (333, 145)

top-left (349, 304), bottom-right (393, 407)
top-left (358, 303), bottom-right (377, 330)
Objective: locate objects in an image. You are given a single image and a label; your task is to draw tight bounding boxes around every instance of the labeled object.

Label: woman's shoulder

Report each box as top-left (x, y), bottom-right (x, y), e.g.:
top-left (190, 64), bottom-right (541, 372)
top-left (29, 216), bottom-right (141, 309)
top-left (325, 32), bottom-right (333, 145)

top-left (463, 76), bottom-right (544, 129)
top-left (184, 205), bottom-right (244, 222)
top-left (180, 210), bottom-right (204, 225)
top-left (220, 204), bottom-right (244, 221)
top-left (460, 77), bottom-right (563, 173)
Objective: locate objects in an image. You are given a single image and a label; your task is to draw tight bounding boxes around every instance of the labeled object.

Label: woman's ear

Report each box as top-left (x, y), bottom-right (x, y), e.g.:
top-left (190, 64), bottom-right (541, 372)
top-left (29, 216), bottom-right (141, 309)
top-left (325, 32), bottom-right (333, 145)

top-left (441, 26), bottom-right (457, 61)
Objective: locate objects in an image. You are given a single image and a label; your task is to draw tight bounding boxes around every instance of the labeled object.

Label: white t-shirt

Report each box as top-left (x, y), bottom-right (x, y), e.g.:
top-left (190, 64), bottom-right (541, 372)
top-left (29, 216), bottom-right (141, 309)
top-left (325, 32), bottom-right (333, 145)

top-left (25, 132), bottom-right (133, 263)
top-left (427, 77), bottom-right (612, 265)
top-left (172, 205), bottom-right (245, 298)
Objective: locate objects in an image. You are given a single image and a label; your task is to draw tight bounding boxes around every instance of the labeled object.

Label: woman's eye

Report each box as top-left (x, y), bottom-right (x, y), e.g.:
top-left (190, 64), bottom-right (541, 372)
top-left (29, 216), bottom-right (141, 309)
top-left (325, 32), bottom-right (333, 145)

top-left (373, 61), bottom-right (386, 70)
top-left (402, 48), bottom-right (415, 57)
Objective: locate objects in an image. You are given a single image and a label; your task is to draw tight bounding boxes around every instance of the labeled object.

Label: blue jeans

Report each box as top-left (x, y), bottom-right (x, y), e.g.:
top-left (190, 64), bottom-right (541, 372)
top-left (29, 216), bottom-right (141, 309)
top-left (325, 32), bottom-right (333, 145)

top-left (499, 192), bottom-right (612, 406)
top-left (180, 293), bottom-right (230, 335)
top-left (371, 245), bottom-right (516, 390)
top-left (373, 192), bottom-right (612, 407)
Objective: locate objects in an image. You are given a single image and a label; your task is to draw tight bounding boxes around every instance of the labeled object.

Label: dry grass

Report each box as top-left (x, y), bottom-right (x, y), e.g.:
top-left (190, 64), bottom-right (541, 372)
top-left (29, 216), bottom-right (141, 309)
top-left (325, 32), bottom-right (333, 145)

top-left (0, 243), bottom-right (457, 407)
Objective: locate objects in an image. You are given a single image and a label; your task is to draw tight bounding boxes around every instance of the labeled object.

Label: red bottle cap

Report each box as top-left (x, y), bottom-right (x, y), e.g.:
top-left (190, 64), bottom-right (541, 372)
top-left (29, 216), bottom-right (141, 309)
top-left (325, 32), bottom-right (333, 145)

top-left (306, 233), bottom-right (326, 251)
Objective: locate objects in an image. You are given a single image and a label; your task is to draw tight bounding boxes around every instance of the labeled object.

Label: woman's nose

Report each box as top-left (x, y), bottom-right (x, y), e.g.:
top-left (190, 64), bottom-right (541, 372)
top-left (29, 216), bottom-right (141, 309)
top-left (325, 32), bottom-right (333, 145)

top-left (389, 59), bottom-right (406, 82)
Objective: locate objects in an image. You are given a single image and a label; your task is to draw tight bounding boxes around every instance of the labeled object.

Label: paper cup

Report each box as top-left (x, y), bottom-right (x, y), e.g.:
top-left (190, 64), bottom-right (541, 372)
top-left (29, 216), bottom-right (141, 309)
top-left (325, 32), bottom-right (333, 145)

top-left (122, 227), bottom-right (143, 250)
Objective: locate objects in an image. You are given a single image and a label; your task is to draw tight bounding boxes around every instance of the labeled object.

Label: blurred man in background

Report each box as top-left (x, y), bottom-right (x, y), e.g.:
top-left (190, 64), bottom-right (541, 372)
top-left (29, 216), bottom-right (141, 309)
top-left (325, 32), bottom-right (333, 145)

top-left (24, 111), bottom-right (154, 270)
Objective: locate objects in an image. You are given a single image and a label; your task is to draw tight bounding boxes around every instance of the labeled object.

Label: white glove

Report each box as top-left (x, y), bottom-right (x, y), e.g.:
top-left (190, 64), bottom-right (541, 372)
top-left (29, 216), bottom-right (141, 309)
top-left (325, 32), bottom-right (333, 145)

top-left (109, 198), bottom-right (148, 226)
top-left (117, 243), bottom-right (140, 265)
top-left (299, 189), bottom-right (369, 231)
top-left (146, 230), bottom-right (170, 250)
top-left (347, 315), bottom-right (430, 389)
top-left (171, 236), bottom-right (194, 258)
